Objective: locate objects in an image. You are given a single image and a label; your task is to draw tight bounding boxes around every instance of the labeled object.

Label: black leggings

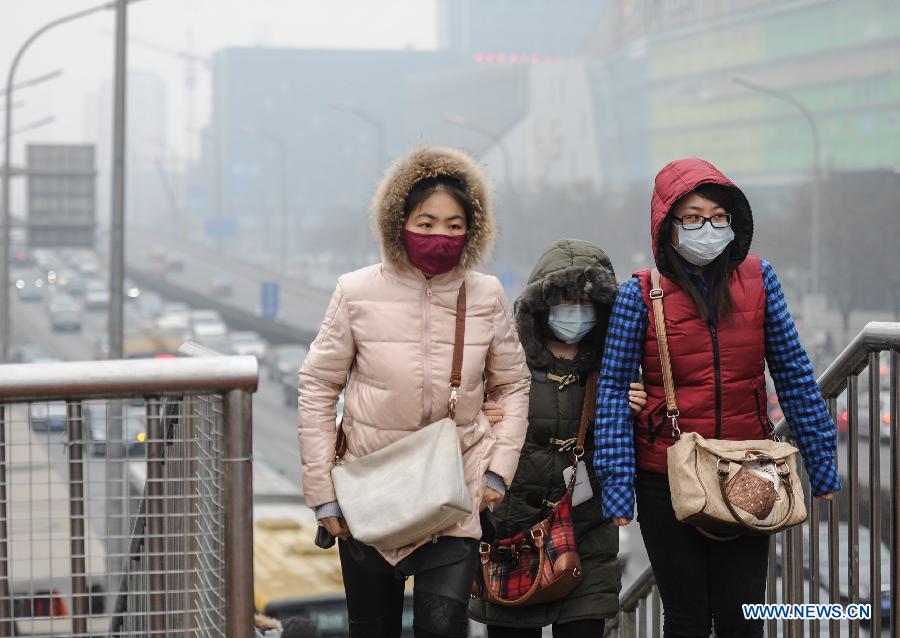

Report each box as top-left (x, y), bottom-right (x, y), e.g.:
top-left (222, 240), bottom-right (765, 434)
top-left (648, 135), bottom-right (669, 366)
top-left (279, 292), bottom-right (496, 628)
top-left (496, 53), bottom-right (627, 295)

top-left (486, 619), bottom-right (605, 637)
top-left (636, 470), bottom-right (770, 638)
top-left (339, 538), bottom-right (479, 638)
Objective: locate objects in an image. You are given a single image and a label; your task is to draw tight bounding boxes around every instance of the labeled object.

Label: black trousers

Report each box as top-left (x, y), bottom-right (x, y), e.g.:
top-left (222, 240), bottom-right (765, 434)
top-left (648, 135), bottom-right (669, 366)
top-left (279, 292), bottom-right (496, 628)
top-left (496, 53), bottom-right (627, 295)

top-left (486, 619), bottom-right (605, 637)
top-left (338, 537), bottom-right (479, 638)
top-left (636, 470), bottom-right (770, 638)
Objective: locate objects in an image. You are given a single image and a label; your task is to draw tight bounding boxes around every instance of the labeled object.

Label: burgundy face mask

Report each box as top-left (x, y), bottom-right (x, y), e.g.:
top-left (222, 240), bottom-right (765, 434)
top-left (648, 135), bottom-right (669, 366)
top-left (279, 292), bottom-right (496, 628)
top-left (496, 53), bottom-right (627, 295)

top-left (401, 229), bottom-right (467, 277)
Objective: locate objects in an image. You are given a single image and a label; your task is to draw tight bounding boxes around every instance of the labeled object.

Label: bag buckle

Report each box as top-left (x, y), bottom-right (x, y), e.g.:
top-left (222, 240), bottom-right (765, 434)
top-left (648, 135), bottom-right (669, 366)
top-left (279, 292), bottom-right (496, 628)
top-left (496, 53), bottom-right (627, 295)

top-left (649, 288), bottom-right (664, 300)
top-left (448, 385), bottom-right (459, 420)
top-left (667, 410), bottom-right (681, 438)
top-left (716, 457), bottom-right (731, 476)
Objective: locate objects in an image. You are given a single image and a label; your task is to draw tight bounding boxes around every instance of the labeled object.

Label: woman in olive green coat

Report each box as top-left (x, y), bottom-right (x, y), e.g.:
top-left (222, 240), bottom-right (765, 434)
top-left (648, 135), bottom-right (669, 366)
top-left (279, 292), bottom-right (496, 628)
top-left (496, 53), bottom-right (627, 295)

top-left (469, 239), bottom-right (646, 637)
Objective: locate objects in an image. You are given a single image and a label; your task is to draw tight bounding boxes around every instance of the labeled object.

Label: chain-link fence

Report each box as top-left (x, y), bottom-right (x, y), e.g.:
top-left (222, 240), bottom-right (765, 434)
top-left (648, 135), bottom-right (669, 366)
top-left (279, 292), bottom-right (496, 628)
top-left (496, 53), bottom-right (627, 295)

top-left (0, 356), bottom-right (257, 637)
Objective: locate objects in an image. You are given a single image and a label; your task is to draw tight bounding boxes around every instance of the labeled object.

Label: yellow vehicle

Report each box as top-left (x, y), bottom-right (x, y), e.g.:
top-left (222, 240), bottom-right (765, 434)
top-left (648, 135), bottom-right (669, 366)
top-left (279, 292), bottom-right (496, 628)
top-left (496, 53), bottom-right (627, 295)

top-left (251, 464), bottom-right (415, 637)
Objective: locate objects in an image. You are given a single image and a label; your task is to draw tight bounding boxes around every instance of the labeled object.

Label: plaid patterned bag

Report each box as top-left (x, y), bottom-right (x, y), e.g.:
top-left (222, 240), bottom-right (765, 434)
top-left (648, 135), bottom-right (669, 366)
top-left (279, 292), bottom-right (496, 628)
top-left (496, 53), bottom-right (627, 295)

top-left (471, 374), bottom-right (597, 607)
top-left (473, 492), bottom-right (581, 605)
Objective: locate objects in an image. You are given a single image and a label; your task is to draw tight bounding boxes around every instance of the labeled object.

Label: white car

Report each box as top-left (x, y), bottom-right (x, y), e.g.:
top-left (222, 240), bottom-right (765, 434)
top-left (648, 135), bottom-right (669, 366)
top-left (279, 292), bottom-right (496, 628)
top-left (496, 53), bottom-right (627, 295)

top-left (190, 309), bottom-right (227, 340)
top-left (84, 281), bottom-right (110, 311)
top-left (230, 331), bottom-right (267, 358)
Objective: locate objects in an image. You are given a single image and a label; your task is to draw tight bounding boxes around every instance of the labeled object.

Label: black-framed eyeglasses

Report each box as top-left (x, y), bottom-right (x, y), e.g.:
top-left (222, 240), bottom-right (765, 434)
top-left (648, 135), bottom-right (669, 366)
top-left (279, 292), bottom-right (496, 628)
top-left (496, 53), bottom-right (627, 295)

top-left (672, 213), bottom-right (732, 231)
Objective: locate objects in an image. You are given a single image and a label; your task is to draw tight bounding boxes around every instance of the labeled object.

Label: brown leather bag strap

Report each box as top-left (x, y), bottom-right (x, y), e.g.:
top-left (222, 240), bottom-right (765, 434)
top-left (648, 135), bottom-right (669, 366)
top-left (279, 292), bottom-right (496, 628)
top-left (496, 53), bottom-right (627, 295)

top-left (448, 281), bottom-right (467, 420)
top-left (574, 372), bottom-right (599, 456)
top-left (449, 281), bottom-right (467, 388)
top-left (650, 269), bottom-right (681, 437)
top-left (480, 529), bottom-right (547, 605)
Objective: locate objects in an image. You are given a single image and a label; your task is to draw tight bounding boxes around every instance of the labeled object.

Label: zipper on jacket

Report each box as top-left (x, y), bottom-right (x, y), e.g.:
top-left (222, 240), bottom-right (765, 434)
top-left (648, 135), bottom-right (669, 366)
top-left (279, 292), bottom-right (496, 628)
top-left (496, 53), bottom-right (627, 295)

top-left (708, 322), bottom-right (723, 439)
top-left (421, 280), bottom-right (433, 423)
top-left (754, 385), bottom-right (773, 439)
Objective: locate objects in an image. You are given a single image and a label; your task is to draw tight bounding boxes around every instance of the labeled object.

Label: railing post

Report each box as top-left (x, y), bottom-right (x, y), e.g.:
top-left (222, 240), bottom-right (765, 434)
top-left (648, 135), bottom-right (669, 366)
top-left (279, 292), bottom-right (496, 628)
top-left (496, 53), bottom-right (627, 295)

top-left (826, 396), bottom-right (841, 638)
top-left (0, 405), bottom-right (10, 637)
top-left (147, 398), bottom-right (166, 636)
top-left (223, 389), bottom-right (253, 638)
top-left (868, 353), bottom-right (882, 632)
top-left (67, 400), bottom-right (88, 636)
top-left (890, 349), bottom-right (899, 638)
top-left (847, 375), bottom-right (860, 638)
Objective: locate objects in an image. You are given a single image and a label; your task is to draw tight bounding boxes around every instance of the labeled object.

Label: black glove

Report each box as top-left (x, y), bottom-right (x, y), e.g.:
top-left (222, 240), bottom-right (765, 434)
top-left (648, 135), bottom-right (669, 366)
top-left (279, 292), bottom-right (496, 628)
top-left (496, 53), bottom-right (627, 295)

top-left (315, 524), bottom-right (336, 549)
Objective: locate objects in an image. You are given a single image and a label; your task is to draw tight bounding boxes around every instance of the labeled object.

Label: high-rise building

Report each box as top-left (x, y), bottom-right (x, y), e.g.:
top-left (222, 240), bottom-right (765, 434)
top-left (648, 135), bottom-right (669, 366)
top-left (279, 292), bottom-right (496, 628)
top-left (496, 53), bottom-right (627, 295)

top-left (26, 144), bottom-right (96, 248)
top-left (85, 71), bottom-right (168, 228)
top-left (207, 47), bottom-right (463, 257)
top-left (585, 0), bottom-right (900, 184)
top-left (437, 0), bottom-right (606, 57)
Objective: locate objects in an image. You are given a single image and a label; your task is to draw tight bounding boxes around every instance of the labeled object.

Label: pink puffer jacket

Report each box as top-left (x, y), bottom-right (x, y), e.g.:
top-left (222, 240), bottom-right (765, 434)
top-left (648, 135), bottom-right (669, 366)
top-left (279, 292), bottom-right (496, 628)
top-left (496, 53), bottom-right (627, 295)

top-left (298, 147), bottom-right (531, 565)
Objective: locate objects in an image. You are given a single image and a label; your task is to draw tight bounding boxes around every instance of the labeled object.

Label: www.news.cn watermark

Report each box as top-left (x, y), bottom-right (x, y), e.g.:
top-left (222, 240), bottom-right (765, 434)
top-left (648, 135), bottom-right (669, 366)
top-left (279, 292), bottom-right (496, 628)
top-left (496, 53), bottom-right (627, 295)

top-left (743, 604), bottom-right (873, 621)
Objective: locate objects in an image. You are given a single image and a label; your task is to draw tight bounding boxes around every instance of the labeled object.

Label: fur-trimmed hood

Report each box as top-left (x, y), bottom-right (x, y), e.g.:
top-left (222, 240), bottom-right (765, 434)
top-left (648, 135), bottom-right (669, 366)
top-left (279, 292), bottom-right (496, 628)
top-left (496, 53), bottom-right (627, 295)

top-left (514, 239), bottom-right (619, 374)
top-left (371, 146), bottom-right (496, 271)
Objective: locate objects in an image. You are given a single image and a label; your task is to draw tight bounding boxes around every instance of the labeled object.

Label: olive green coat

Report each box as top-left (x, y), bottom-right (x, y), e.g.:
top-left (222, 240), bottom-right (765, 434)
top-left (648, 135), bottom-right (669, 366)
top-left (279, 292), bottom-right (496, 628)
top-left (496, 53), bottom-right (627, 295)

top-left (469, 239), bottom-right (622, 628)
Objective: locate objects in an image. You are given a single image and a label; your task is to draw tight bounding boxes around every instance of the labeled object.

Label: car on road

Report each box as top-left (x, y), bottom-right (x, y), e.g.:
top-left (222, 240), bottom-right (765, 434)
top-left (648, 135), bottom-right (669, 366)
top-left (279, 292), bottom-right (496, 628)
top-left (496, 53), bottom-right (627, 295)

top-left (29, 401), bottom-right (68, 431)
top-left (230, 331), bottom-right (267, 359)
top-left (15, 276), bottom-right (45, 302)
top-left (12, 344), bottom-right (51, 364)
top-left (156, 303), bottom-right (192, 339)
top-left (48, 296), bottom-right (82, 333)
top-left (266, 344), bottom-right (308, 381)
top-left (84, 280), bottom-right (110, 311)
top-left (190, 309), bottom-right (228, 340)
top-left (165, 254), bottom-right (185, 271)
top-left (210, 276), bottom-right (234, 297)
top-left (85, 400), bottom-right (148, 457)
top-left (58, 270), bottom-right (86, 297)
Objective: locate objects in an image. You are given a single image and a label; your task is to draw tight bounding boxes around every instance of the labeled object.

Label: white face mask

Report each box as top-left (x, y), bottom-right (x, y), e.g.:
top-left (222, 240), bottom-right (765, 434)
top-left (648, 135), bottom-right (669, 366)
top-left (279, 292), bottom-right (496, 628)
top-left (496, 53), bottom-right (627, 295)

top-left (548, 303), bottom-right (597, 344)
top-left (674, 223), bottom-right (735, 266)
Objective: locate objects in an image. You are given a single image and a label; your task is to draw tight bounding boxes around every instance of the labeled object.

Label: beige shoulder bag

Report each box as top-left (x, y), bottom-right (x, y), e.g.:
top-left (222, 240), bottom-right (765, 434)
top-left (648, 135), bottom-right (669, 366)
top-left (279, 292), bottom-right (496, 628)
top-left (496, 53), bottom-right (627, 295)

top-left (650, 269), bottom-right (807, 538)
top-left (330, 282), bottom-right (473, 550)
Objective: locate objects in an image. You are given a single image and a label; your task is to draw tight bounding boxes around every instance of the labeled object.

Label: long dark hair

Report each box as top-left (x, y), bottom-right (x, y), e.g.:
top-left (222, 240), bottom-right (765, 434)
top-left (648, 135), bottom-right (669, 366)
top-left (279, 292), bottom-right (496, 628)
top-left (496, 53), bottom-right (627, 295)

top-left (403, 174), bottom-right (473, 227)
top-left (658, 183), bottom-right (740, 325)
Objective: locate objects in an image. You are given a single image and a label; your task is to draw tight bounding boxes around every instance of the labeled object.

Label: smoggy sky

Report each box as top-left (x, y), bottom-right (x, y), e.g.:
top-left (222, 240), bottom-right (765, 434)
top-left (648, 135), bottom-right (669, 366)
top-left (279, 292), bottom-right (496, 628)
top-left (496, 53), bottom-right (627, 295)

top-left (1, 0), bottom-right (437, 165)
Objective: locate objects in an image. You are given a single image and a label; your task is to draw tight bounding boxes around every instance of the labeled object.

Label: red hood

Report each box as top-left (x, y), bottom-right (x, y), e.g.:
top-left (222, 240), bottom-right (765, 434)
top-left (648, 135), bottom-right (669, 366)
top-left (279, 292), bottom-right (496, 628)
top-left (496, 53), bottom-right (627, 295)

top-left (649, 157), bottom-right (753, 271)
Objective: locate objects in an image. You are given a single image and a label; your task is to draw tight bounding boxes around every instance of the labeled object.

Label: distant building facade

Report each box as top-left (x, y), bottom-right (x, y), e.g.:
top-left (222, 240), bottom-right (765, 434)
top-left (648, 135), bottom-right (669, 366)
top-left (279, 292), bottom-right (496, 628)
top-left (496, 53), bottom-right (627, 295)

top-left (26, 144), bottom-right (96, 248)
top-left (206, 47), bottom-right (464, 254)
top-left (586, 0), bottom-right (900, 184)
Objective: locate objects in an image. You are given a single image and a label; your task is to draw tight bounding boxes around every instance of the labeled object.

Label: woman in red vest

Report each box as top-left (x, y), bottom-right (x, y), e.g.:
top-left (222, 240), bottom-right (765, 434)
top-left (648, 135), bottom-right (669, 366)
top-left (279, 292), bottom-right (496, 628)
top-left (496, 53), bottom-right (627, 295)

top-left (594, 157), bottom-right (841, 637)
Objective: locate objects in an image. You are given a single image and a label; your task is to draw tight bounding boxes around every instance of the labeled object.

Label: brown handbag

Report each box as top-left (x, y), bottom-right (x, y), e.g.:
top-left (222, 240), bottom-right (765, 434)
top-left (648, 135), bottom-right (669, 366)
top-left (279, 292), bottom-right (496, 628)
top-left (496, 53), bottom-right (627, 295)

top-left (471, 373), bottom-right (598, 606)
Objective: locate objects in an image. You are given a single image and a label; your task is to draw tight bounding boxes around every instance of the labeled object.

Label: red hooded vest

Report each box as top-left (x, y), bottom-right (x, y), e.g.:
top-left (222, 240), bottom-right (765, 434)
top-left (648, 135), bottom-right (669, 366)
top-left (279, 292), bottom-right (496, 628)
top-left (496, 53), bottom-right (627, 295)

top-left (633, 158), bottom-right (770, 474)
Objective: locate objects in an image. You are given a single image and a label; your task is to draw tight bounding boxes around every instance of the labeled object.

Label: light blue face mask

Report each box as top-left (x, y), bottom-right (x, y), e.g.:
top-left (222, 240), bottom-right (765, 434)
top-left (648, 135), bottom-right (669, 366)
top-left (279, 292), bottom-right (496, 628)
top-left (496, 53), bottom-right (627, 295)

top-left (548, 303), bottom-right (597, 344)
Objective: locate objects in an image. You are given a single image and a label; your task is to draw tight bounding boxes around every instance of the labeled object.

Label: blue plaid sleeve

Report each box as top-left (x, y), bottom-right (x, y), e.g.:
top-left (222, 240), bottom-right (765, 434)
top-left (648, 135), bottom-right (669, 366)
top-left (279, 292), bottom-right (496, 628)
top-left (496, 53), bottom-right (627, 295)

top-left (762, 260), bottom-right (841, 496)
top-left (595, 277), bottom-right (647, 520)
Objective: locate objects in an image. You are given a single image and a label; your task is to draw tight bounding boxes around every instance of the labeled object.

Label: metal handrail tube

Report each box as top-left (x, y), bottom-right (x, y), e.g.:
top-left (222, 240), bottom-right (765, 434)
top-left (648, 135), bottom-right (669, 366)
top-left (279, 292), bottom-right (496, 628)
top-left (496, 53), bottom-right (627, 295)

top-left (0, 355), bottom-right (258, 401)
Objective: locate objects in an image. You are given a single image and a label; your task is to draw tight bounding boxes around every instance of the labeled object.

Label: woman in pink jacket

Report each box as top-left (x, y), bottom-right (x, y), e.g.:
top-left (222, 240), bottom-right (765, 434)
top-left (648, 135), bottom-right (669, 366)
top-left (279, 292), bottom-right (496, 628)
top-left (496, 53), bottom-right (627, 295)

top-left (299, 146), bottom-right (531, 638)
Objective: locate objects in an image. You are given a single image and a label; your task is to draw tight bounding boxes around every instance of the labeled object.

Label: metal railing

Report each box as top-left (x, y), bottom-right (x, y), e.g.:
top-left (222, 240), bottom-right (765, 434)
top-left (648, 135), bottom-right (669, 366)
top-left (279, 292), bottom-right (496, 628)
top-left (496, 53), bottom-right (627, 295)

top-left (605, 322), bottom-right (900, 637)
top-left (0, 355), bottom-right (258, 637)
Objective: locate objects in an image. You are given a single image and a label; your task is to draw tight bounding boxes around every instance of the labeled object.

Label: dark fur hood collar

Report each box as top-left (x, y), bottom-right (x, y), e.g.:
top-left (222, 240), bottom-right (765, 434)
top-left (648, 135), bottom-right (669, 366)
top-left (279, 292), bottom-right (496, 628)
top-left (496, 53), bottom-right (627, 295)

top-left (514, 239), bottom-right (619, 374)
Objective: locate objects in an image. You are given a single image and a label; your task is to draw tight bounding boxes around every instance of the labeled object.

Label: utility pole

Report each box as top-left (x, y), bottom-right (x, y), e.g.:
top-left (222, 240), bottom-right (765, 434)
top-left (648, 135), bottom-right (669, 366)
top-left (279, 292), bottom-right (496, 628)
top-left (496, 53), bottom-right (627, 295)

top-left (109, 0), bottom-right (128, 360)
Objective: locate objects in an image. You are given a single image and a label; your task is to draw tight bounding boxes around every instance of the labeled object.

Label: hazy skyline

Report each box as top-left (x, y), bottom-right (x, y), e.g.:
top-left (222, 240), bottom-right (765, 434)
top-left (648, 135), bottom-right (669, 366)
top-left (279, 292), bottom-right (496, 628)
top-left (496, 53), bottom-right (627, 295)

top-left (1, 1), bottom-right (438, 168)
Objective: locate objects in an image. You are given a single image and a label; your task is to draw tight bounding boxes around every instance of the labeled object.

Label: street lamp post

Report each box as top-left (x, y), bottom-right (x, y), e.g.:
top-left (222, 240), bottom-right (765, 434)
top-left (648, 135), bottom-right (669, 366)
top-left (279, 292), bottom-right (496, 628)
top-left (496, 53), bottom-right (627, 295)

top-left (0, 116), bottom-right (55, 144)
top-left (1, 2), bottom-right (115, 362)
top-left (731, 74), bottom-right (823, 296)
top-left (442, 112), bottom-right (513, 194)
